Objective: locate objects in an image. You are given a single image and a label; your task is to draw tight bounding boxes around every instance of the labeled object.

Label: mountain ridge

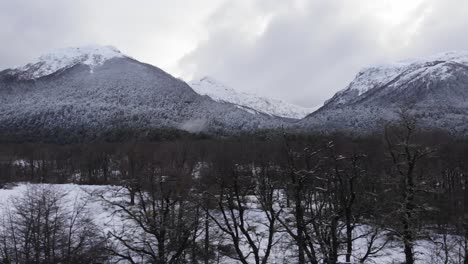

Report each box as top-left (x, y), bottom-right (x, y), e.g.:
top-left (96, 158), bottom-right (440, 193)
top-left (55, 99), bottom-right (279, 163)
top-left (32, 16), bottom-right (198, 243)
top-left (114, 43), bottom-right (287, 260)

top-left (303, 50), bottom-right (468, 134)
top-left (5, 45), bottom-right (126, 80)
top-left (0, 45), bottom-right (284, 143)
top-left (189, 76), bottom-right (317, 119)
top-left (3, 45), bottom-right (468, 140)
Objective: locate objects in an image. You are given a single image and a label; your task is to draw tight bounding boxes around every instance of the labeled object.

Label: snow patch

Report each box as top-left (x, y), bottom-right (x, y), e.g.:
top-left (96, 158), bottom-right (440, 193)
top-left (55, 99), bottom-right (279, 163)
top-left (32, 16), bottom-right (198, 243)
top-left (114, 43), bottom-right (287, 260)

top-left (0, 184), bottom-right (463, 263)
top-left (331, 50), bottom-right (468, 105)
top-left (11, 45), bottom-right (126, 79)
top-left (189, 76), bottom-right (317, 119)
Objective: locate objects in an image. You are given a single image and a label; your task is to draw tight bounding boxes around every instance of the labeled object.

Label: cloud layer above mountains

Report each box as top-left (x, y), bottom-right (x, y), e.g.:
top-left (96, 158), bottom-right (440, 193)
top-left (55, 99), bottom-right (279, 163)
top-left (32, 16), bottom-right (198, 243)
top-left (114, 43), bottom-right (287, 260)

top-left (1, 0), bottom-right (468, 107)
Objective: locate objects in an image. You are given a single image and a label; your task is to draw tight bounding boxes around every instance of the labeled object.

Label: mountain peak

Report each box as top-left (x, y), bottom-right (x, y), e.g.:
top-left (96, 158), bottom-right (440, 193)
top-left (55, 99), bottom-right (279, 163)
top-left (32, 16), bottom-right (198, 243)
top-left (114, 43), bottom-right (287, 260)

top-left (10, 45), bottom-right (127, 79)
top-left (305, 50), bottom-right (468, 134)
top-left (400, 50), bottom-right (468, 65)
top-left (326, 50), bottom-right (468, 107)
top-left (38, 45), bottom-right (125, 62)
top-left (189, 76), bottom-right (317, 119)
top-left (191, 76), bottom-right (239, 99)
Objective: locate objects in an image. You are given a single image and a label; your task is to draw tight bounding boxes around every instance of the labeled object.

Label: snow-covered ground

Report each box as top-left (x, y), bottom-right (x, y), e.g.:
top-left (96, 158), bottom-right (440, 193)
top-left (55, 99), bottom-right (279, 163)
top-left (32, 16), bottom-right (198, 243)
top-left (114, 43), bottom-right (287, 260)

top-left (0, 183), bottom-right (464, 264)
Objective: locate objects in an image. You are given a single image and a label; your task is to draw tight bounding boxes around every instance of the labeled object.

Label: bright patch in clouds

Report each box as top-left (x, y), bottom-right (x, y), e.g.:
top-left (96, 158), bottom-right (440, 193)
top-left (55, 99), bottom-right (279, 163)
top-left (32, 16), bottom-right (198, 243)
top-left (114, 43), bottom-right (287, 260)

top-left (376, 0), bottom-right (426, 26)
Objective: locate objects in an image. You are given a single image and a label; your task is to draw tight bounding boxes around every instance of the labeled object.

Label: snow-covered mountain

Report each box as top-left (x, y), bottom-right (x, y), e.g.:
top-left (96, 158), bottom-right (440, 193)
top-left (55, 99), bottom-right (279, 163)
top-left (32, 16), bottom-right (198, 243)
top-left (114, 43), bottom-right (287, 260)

top-left (302, 51), bottom-right (468, 134)
top-left (189, 77), bottom-right (316, 119)
top-left (4, 45), bottom-right (468, 140)
top-left (0, 45), bottom-right (283, 143)
top-left (10, 45), bottom-right (127, 80)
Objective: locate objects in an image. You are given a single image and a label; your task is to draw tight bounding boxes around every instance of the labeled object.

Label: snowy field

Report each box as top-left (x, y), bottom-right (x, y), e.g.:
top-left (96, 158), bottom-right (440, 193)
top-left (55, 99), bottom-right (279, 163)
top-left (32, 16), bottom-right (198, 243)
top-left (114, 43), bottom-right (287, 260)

top-left (0, 183), bottom-right (464, 264)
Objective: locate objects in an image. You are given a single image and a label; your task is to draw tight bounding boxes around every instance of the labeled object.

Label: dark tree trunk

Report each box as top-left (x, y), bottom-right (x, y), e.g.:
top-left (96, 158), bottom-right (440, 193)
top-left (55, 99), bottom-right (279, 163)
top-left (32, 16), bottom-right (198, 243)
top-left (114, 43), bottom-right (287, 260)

top-left (204, 210), bottom-right (210, 264)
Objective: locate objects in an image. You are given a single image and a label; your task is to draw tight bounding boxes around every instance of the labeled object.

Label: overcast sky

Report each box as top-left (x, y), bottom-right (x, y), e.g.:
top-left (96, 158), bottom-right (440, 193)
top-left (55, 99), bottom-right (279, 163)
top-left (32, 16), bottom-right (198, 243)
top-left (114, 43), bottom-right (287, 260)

top-left (1, 0), bottom-right (468, 107)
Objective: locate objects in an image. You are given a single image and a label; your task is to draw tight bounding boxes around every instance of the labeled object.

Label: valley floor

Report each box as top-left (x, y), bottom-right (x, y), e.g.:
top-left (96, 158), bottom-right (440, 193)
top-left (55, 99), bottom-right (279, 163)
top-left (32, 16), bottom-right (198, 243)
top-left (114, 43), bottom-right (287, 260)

top-left (0, 183), bottom-right (463, 264)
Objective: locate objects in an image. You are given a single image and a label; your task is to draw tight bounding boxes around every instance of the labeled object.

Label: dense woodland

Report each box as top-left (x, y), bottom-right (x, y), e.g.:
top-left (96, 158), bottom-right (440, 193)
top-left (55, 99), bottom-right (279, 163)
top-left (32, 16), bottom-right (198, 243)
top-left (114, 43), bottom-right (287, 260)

top-left (1, 114), bottom-right (468, 264)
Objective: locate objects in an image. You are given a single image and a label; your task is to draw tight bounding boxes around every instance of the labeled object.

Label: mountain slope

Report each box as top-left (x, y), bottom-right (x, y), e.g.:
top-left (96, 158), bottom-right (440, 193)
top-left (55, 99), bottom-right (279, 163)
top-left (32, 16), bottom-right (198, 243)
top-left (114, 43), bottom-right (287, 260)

top-left (189, 77), bottom-right (316, 119)
top-left (302, 51), bottom-right (468, 134)
top-left (0, 46), bottom-right (282, 142)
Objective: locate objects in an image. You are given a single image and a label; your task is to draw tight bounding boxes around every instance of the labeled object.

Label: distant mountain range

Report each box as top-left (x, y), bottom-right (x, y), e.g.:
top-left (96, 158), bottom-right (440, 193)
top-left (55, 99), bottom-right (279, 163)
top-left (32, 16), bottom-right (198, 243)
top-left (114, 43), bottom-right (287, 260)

top-left (0, 45), bottom-right (282, 142)
top-left (189, 77), bottom-right (316, 119)
top-left (2, 45), bottom-right (468, 142)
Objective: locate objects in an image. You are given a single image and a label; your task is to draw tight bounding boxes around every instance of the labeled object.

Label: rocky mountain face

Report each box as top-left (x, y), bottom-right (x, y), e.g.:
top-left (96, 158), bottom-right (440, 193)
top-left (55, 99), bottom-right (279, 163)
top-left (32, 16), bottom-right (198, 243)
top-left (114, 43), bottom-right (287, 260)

top-left (301, 51), bottom-right (468, 134)
top-left (189, 77), bottom-right (316, 119)
top-left (0, 46), bottom-right (282, 143)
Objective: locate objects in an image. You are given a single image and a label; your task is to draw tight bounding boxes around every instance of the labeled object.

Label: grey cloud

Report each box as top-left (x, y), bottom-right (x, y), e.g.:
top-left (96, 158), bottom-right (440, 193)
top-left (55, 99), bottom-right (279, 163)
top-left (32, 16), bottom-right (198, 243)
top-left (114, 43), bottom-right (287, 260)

top-left (1, 0), bottom-right (468, 108)
top-left (0, 1), bottom-right (84, 67)
top-left (0, 0), bottom-right (223, 72)
top-left (179, 0), bottom-right (468, 107)
top-left (403, 0), bottom-right (468, 57)
top-left (178, 1), bottom-right (393, 107)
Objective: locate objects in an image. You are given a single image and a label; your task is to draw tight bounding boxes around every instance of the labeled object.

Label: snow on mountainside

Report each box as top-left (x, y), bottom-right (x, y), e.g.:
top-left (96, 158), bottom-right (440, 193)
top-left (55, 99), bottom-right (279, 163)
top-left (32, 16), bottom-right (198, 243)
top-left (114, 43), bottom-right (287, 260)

top-left (0, 45), bottom-right (283, 142)
top-left (352, 51), bottom-right (468, 94)
top-left (325, 51), bottom-right (468, 108)
top-left (189, 77), bottom-right (316, 119)
top-left (9, 45), bottom-right (126, 80)
top-left (304, 50), bottom-right (468, 134)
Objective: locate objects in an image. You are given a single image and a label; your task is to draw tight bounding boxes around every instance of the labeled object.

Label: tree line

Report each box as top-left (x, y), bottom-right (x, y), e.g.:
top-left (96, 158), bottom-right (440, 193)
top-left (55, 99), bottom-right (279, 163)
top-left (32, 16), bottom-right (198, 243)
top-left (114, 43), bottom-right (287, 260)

top-left (0, 114), bottom-right (468, 263)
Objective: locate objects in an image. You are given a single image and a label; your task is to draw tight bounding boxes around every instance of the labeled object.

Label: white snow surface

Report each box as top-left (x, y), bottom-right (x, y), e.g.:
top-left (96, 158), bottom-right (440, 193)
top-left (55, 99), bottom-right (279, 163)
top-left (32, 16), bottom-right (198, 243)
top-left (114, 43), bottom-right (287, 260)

top-left (189, 76), bottom-right (318, 119)
top-left (0, 183), bottom-right (464, 263)
top-left (341, 50), bottom-right (468, 97)
top-left (11, 45), bottom-right (126, 79)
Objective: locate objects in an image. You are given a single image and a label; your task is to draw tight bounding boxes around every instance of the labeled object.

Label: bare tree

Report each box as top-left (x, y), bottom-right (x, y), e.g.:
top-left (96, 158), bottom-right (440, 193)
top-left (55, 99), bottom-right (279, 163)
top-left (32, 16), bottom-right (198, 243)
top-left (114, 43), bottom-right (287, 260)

top-left (385, 111), bottom-right (433, 264)
top-left (0, 184), bottom-right (107, 264)
top-left (204, 159), bottom-right (278, 264)
top-left (275, 135), bottom-right (331, 264)
top-left (101, 143), bottom-right (200, 264)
